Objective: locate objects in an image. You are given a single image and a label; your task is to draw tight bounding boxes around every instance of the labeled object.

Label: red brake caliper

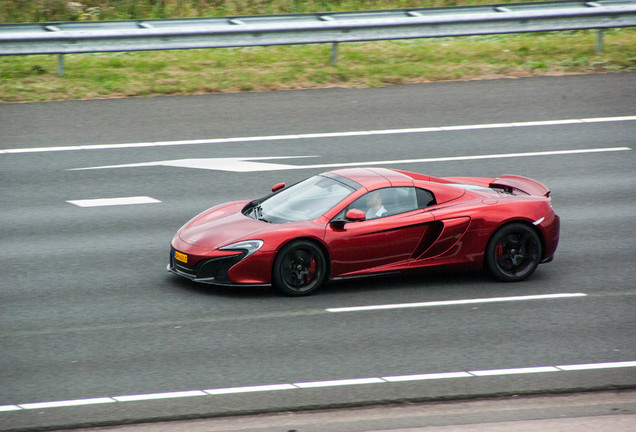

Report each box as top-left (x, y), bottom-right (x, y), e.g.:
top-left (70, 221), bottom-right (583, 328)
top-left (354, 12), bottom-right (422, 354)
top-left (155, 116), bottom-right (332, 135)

top-left (306, 258), bottom-right (316, 283)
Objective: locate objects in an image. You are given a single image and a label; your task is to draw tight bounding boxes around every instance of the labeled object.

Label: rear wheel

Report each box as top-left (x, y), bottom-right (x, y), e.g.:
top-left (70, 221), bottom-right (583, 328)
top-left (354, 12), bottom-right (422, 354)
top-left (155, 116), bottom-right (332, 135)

top-left (273, 240), bottom-right (327, 296)
top-left (486, 223), bottom-right (542, 282)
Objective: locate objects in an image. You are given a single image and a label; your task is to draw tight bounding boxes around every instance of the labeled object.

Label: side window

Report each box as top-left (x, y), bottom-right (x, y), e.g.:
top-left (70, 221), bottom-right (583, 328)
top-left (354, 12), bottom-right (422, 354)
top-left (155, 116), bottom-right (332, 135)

top-left (416, 188), bottom-right (436, 208)
top-left (347, 187), bottom-right (421, 220)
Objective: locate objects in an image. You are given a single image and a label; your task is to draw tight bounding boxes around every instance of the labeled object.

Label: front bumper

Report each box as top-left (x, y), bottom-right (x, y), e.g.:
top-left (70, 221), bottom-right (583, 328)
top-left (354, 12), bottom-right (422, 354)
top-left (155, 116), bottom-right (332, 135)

top-left (167, 249), bottom-right (270, 287)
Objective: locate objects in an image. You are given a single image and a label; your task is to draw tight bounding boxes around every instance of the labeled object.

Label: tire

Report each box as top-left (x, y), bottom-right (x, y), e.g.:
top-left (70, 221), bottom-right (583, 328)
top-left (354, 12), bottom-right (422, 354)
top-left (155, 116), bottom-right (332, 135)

top-left (486, 223), bottom-right (542, 282)
top-left (272, 240), bottom-right (327, 296)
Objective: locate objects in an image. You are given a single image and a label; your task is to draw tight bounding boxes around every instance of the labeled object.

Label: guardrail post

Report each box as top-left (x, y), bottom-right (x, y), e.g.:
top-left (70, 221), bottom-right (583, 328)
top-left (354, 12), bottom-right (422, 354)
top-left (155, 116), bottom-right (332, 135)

top-left (57, 54), bottom-right (65, 77)
top-left (331, 42), bottom-right (338, 66)
top-left (596, 29), bottom-right (604, 53)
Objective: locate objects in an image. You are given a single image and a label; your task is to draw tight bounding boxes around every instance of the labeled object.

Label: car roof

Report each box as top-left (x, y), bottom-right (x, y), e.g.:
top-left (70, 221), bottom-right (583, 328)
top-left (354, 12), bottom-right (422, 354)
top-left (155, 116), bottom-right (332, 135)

top-left (330, 167), bottom-right (414, 190)
top-left (331, 167), bottom-right (468, 204)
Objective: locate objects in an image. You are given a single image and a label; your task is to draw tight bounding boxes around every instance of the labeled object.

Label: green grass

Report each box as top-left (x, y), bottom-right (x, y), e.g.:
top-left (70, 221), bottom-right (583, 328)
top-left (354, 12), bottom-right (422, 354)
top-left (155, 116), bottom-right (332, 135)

top-left (1, 28), bottom-right (635, 102)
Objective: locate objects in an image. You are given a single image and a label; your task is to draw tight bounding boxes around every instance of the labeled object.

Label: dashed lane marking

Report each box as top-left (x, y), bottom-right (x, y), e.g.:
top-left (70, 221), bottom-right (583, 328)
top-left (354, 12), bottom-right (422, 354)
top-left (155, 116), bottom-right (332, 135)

top-left (325, 293), bottom-right (588, 313)
top-left (1, 293), bottom-right (586, 337)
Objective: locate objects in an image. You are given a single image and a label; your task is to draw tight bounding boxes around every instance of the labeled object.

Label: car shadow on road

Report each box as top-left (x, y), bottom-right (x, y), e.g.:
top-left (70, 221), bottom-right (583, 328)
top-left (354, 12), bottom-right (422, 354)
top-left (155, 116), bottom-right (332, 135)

top-left (321, 269), bottom-right (492, 295)
top-left (165, 274), bottom-right (276, 298)
top-left (165, 267), bottom-right (500, 299)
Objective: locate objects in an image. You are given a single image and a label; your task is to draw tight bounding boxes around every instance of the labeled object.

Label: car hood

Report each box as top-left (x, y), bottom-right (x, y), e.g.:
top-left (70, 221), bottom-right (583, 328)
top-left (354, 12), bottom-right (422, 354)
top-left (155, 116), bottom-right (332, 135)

top-left (178, 202), bottom-right (268, 250)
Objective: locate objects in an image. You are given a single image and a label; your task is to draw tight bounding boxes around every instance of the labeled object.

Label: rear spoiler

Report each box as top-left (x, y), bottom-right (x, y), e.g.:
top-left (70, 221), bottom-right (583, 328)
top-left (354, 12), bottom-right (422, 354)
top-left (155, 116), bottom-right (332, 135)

top-left (489, 175), bottom-right (551, 198)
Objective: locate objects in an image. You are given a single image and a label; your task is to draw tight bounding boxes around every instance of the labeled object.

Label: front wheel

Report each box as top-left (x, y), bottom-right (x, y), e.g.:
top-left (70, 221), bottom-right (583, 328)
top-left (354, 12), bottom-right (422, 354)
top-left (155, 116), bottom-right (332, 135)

top-left (486, 223), bottom-right (542, 282)
top-left (272, 240), bottom-right (327, 296)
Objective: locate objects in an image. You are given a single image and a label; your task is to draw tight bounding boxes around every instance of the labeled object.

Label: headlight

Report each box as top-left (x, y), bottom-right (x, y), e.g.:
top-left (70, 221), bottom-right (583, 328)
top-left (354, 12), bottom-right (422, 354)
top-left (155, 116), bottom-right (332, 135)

top-left (219, 240), bottom-right (264, 258)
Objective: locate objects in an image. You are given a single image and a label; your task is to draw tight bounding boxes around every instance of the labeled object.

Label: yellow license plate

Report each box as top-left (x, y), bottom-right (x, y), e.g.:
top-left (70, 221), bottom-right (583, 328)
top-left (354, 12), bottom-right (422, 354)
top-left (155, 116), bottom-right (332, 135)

top-left (174, 251), bottom-right (188, 264)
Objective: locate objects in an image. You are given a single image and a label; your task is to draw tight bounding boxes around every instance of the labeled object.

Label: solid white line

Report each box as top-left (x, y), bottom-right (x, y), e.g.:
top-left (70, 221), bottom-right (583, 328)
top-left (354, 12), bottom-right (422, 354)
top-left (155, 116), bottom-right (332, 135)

top-left (113, 390), bottom-right (206, 402)
top-left (582, 116), bottom-right (636, 123)
top-left (5, 360), bottom-right (635, 412)
top-left (293, 378), bottom-right (386, 388)
top-left (469, 366), bottom-right (560, 376)
top-left (204, 384), bottom-right (297, 395)
top-left (0, 405), bottom-right (21, 412)
top-left (2, 116), bottom-right (635, 154)
top-left (382, 372), bottom-right (472, 382)
top-left (19, 397), bottom-right (116, 410)
top-left (298, 147), bottom-right (632, 171)
top-left (66, 196), bottom-right (161, 207)
top-left (325, 293), bottom-right (588, 313)
top-left (556, 361), bottom-right (636, 371)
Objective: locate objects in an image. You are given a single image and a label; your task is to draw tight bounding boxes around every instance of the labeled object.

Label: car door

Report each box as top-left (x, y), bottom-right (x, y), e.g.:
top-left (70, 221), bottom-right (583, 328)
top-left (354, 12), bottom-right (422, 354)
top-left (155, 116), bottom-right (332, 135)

top-left (324, 187), bottom-right (435, 278)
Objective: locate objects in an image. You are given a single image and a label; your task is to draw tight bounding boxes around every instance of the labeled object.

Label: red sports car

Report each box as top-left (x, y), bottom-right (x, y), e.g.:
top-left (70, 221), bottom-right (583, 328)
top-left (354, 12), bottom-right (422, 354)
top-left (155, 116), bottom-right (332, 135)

top-left (168, 168), bottom-right (559, 296)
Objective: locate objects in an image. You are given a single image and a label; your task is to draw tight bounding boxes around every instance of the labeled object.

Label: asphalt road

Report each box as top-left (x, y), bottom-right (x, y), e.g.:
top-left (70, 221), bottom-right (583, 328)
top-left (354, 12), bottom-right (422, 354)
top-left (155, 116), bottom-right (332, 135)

top-left (1, 72), bottom-right (635, 431)
top-left (56, 390), bottom-right (636, 432)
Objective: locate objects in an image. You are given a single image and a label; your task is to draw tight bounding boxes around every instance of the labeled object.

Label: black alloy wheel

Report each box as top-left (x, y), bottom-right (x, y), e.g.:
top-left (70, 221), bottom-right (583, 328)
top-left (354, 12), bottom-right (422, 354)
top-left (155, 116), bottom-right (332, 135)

top-left (273, 240), bottom-right (327, 296)
top-left (486, 223), bottom-right (542, 282)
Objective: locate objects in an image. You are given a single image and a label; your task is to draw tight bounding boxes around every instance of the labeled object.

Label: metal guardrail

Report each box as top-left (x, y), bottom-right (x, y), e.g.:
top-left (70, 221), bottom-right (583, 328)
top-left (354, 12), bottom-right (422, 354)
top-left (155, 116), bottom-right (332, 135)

top-left (1, 0), bottom-right (636, 76)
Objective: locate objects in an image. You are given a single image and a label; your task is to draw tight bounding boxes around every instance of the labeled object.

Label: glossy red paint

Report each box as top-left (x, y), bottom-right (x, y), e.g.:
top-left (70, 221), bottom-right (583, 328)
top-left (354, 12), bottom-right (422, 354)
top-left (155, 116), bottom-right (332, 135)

top-left (168, 168), bottom-right (560, 294)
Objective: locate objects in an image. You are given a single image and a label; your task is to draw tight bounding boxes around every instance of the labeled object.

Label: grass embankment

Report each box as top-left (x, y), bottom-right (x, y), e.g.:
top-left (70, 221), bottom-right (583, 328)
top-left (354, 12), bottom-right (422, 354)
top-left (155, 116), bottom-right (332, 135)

top-left (1, 1), bottom-right (635, 102)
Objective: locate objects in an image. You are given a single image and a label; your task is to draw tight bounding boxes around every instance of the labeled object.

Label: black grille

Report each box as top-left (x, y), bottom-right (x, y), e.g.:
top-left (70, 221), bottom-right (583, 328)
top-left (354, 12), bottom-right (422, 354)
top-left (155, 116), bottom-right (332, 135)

top-left (170, 248), bottom-right (246, 283)
top-left (196, 254), bottom-right (245, 283)
top-left (175, 262), bottom-right (197, 277)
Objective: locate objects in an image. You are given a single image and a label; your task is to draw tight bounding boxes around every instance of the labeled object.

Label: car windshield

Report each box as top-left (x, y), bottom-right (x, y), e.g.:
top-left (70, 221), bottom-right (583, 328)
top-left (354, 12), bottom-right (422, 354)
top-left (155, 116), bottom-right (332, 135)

top-left (249, 175), bottom-right (357, 223)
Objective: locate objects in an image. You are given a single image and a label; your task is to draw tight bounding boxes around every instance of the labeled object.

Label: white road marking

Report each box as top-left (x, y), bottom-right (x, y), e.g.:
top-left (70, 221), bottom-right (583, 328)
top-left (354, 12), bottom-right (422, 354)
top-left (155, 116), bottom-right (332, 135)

top-left (0, 406), bottom-right (20, 412)
top-left (293, 378), bottom-right (385, 388)
top-left (69, 156), bottom-right (315, 172)
top-left (3, 360), bottom-right (634, 412)
top-left (205, 384), bottom-right (296, 395)
top-left (66, 196), bottom-right (161, 207)
top-left (556, 361), bottom-right (636, 371)
top-left (113, 391), bottom-right (206, 402)
top-left (325, 293), bottom-right (588, 313)
top-left (69, 147), bottom-right (631, 173)
top-left (382, 372), bottom-right (472, 382)
top-left (18, 397), bottom-right (115, 410)
top-left (469, 366), bottom-right (560, 376)
top-left (2, 115), bottom-right (635, 155)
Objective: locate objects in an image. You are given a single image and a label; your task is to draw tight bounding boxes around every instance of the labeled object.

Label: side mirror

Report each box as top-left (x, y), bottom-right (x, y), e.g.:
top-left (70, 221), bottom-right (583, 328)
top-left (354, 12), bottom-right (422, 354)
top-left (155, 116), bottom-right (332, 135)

top-left (345, 209), bottom-right (366, 222)
top-left (271, 183), bottom-right (285, 192)
top-left (330, 209), bottom-right (366, 230)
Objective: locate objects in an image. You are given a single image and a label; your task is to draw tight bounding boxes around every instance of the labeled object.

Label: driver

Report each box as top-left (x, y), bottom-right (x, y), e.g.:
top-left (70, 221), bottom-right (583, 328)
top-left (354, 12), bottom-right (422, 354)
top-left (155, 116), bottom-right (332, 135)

top-left (365, 191), bottom-right (387, 219)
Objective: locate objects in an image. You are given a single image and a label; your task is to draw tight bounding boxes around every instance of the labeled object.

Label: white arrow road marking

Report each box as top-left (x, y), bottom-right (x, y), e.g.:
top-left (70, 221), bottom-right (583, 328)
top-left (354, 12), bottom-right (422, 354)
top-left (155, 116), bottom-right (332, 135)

top-left (69, 147), bottom-right (632, 173)
top-left (69, 156), bottom-right (316, 172)
top-left (66, 196), bottom-right (161, 207)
